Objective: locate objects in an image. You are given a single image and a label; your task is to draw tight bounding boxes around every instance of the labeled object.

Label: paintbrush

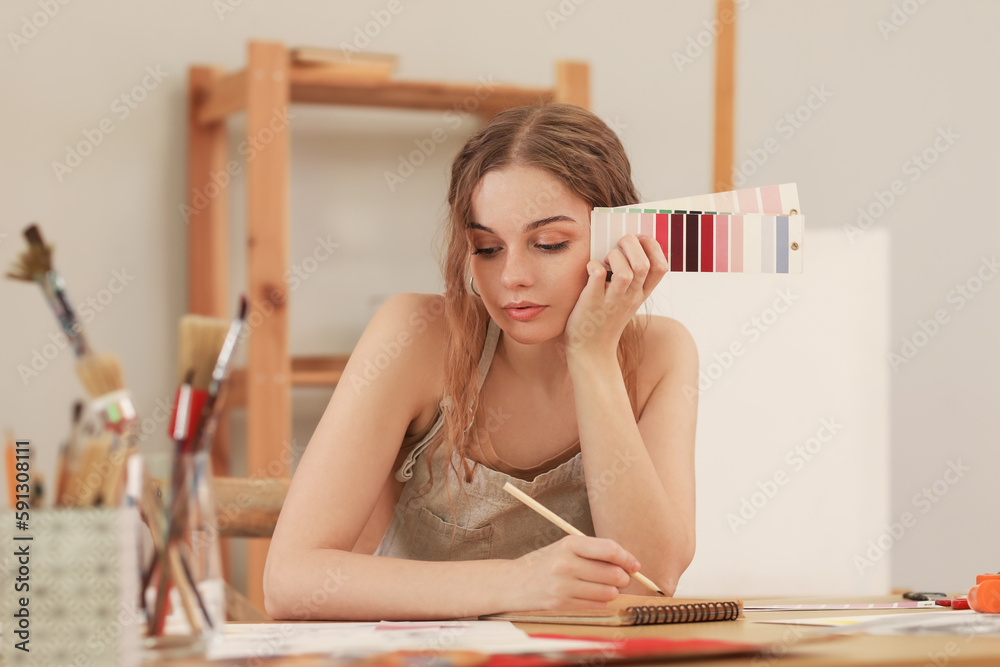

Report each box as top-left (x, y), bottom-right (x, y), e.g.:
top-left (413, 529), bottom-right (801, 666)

top-left (150, 369), bottom-right (196, 635)
top-left (169, 314), bottom-right (231, 452)
top-left (55, 401), bottom-right (84, 507)
top-left (151, 368), bottom-right (215, 635)
top-left (190, 295), bottom-right (247, 454)
top-left (77, 354), bottom-right (137, 435)
top-left (69, 432), bottom-right (113, 507)
top-left (5, 224), bottom-right (137, 435)
top-left (5, 224), bottom-right (90, 357)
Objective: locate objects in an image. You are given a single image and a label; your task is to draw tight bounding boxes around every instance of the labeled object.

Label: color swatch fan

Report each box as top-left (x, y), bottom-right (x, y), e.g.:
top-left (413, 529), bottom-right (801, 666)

top-left (592, 183), bottom-right (803, 274)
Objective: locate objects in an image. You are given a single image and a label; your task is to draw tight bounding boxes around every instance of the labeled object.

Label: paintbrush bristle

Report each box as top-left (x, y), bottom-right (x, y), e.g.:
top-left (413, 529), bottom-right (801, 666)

top-left (5, 243), bottom-right (52, 282)
top-left (76, 353), bottom-right (126, 398)
top-left (178, 315), bottom-right (229, 390)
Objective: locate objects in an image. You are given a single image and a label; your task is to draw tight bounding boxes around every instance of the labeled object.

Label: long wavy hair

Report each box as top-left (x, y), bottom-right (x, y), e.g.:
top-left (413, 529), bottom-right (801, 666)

top-left (420, 103), bottom-right (651, 528)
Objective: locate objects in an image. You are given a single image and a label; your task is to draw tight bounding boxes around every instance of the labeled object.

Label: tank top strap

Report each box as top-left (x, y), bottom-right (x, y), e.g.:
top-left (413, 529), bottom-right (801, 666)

top-left (395, 318), bottom-right (500, 482)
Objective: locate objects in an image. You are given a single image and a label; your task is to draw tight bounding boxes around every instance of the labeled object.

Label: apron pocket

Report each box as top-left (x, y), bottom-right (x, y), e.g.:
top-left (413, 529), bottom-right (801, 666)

top-left (405, 506), bottom-right (493, 561)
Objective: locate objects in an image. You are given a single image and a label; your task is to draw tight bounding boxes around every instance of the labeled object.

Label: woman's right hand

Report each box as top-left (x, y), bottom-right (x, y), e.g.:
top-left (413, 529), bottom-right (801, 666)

top-left (504, 535), bottom-right (641, 611)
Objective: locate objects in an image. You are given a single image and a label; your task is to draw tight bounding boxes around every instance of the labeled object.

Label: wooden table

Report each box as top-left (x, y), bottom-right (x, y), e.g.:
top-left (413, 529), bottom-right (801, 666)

top-left (143, 595), bottom-right (1000, 666)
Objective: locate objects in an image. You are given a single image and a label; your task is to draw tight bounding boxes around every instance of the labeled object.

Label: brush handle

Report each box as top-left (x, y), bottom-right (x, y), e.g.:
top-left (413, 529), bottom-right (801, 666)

top-left (41, 271), bottom-right (90, 357)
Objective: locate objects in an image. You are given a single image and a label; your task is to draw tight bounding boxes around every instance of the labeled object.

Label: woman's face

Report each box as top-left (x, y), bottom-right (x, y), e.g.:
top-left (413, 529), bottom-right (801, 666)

top-left (467, 164), bottom-right (592, 344)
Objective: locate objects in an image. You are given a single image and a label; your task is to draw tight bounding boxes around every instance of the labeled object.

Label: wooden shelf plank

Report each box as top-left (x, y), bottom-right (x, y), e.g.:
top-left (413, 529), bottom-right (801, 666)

top-left (225, 355), bottom-right (349, 408)
top-left (289, 69), bottom-right (553, 112)
top-left (195, 64), bottom-right (560, 122)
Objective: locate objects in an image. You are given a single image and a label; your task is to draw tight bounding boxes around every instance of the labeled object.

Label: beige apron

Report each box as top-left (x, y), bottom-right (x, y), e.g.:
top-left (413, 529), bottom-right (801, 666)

top-left (374, 318), bottom-right (594, 561)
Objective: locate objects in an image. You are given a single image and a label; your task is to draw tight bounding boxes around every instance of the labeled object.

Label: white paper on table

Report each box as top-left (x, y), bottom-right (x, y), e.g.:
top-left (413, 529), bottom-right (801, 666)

top-left (753, 613), bottom-right (911, 627)
top-left (753, 610), bottom-right (1000, 635)
top-left (207, 620), bottom-right (617, 661)
top-left (745, 601), bottom-right (938, 611)
top-left (829, 610), bottom-right (1000, 636)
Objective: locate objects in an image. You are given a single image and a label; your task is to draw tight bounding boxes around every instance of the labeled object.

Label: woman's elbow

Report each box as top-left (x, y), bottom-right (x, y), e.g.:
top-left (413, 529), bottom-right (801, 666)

top-left (262, 552), bottom-right (287, 619)
top-left (263, 547), bottom-right (303, 620)
top-left (657, 537), bottom-right (695, 597)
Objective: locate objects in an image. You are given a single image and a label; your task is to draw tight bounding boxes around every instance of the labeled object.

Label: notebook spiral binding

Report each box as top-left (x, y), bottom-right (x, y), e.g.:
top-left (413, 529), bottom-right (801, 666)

top-left (627, 601), bottom-right (741, 624)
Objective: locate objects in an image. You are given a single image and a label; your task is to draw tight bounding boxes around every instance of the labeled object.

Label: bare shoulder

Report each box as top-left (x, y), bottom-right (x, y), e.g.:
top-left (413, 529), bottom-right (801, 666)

top-left (377, 292), bottom-right (448, 340)
top-left (634, 315), bottom-right (699, 420)
top-left (371, 292), bottom-right (449, 427)
top-left (639, 314), bottom-right (698, 379)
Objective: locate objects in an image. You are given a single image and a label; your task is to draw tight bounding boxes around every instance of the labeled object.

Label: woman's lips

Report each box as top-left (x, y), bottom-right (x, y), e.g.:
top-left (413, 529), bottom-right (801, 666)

top-left (504, 305), bottom-right (546, 321)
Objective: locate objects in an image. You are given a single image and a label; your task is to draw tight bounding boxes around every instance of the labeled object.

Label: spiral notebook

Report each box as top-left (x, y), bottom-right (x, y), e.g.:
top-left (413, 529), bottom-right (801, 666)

top-left (479, 594), bottom-right (743, 626)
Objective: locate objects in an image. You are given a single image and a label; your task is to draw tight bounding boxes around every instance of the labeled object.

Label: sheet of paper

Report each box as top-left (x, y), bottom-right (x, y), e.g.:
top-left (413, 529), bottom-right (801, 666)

top-left (831, 610), bottom-right (1000, 636)
top-left (753, 613), bottom-right (908, 627)
top-left (207, 621), bottom-right (617, 661)
top-left (753, 610), bottom-right (1000, 635)
top-left (745, 601), bottom-right (938, 611)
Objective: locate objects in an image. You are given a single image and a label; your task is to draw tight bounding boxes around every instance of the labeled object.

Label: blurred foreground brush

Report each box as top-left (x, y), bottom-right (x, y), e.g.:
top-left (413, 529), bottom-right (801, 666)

top-left (5, 223), bottom-right (136, 433)
top-left (5, 224), bottom-right (91, 357)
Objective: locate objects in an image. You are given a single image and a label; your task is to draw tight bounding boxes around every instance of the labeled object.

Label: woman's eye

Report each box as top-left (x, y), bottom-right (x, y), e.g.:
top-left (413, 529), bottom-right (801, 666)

top-left (470, 241), bottom-right (569, 258)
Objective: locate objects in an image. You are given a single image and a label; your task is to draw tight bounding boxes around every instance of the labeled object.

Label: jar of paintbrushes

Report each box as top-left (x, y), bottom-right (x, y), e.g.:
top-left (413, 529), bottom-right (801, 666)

top-left (139, 302), bottom-right (247, 654)
top-left (5, 223), bottom-right (247, 660)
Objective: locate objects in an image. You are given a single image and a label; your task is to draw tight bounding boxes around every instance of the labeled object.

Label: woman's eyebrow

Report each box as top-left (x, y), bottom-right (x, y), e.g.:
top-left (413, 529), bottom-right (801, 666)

top-left (467, 215), bottom-right (578, 234)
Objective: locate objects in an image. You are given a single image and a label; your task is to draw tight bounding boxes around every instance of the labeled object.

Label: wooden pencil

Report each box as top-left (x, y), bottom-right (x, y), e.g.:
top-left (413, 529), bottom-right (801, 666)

top-left (502, 481), bottom-right (665, 596)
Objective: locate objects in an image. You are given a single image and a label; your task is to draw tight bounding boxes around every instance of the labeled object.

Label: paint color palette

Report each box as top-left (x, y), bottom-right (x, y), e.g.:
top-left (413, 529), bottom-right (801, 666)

top-left (591, 183), bottom-right (803, 274)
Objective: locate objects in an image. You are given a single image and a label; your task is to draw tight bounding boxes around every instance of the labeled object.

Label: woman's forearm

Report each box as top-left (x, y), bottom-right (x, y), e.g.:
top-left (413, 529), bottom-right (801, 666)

top-left (567, 353), bottom-right (694, 595)
top-left (264, 548), bottom-right (516, 621)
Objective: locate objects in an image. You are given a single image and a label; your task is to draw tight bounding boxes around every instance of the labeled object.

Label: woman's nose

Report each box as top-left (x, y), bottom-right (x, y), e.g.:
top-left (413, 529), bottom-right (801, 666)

top-left (500, 247), bottom-right (535, 289)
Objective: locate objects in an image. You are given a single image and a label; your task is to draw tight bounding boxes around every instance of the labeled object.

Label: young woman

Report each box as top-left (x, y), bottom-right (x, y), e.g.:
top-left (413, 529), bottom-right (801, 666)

top-left (264, 103), bottom-right (698, 621)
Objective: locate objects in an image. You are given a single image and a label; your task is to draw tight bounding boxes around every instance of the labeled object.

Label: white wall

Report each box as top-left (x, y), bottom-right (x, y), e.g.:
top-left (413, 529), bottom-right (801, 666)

top-left (1, 1), bottom-right (997, 597)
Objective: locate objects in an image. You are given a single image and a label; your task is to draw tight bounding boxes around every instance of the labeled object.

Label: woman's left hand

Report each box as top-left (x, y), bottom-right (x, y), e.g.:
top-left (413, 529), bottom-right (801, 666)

top-left (563, 234), bottom-right (668, 363)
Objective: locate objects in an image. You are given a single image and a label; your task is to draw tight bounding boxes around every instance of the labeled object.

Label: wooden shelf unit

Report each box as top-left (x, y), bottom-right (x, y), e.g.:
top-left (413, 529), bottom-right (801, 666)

top-left (186, 39), bottom-right (590, 612)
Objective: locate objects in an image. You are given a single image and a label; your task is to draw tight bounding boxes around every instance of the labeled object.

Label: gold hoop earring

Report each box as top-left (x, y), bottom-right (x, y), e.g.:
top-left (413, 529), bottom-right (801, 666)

top-left (469, 275), bottom-right (480, 297)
